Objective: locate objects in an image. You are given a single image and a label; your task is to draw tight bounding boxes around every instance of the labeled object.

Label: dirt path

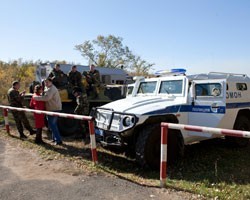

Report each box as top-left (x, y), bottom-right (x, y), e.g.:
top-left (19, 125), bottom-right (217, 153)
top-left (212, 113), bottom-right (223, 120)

top-left (0, 132), bottom-right (201, 200)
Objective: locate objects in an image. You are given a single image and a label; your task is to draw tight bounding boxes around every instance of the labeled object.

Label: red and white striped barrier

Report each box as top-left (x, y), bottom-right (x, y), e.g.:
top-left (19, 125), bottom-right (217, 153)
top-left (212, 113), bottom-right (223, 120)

top-left (3, 108), bottom-right (10, 133)
top-left (160, 122), bottom-right (250, 188)
top-left (0, 105), bottom-right (98, 164)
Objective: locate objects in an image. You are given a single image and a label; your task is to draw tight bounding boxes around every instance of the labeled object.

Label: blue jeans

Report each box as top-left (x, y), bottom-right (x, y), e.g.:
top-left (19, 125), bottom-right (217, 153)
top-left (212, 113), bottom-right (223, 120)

top-left (47, 114), bottom-right (62, 143)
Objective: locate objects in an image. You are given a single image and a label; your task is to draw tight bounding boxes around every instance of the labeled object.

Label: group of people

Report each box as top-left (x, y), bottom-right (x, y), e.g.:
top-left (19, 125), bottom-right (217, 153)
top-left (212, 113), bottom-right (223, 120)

top-left (7, 63), bottom-right (100, 145)
top-left (8, 78), bottom-right (62, 145)
top-left (49, 63), bottom-right (101, 98)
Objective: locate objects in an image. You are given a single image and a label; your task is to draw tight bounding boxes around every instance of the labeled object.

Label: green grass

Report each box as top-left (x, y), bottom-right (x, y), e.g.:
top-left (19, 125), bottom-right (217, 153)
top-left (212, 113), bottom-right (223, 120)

top-left (0, 128), bottom-right (249, 199)
top-left (165, 139), bottom-right (250, 199)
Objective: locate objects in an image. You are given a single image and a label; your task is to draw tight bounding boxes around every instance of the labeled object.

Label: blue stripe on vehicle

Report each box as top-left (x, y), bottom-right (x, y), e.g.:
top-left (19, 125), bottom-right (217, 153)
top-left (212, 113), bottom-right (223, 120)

top-left (144, 105), bottom-right (225, 115)
top-left (226, 102), bottom-right (250, 109)
top-left (143, 102), bottom-right (250, 115)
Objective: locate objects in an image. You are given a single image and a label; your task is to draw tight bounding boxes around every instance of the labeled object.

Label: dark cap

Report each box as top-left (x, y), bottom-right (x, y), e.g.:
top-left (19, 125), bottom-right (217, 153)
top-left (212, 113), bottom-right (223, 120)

top-left (12, 80), bottom-right (19, 87)
top-left (72, 86), bottom-right (82, 94)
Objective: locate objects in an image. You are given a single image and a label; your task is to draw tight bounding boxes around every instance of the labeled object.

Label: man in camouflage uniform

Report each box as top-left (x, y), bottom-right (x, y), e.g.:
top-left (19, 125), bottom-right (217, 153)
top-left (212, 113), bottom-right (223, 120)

top-left (7, 81), bottom-right (36, 139)
top-left (68, 65), bottom-right (85, 97)
top-left (72, 87), bottom-right (89, 116)
top-left (82, 64), bottom-right (101, 98)
top-left (68, 65), bottom-right (83, 88)
top-left (48, 63), bottom-right (68, 88)
top-left (72, 87), bottom-right (89, 142)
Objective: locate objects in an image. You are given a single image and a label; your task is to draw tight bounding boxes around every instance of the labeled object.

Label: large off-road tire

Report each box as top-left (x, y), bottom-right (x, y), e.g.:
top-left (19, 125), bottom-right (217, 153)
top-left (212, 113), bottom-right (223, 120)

top-left (225, 116), bottom-right (250, 147)
top-left (57, 103), bottom-right (82, 137)
top-left (135, 124), bottom-right (184, 170)
top-left (57, 117), bottom-right (80, 136)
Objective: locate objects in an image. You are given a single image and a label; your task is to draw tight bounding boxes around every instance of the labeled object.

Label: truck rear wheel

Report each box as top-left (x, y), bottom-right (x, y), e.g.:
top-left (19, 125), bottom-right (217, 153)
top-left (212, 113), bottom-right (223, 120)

top-left (226, 116), bottom-right (250, 147)
top-left (135, 124), bottom-right (184, 170)
top-left (57, 117), bottom-right (80, 136)
top-left (57, 103), bottom-right (82, 136)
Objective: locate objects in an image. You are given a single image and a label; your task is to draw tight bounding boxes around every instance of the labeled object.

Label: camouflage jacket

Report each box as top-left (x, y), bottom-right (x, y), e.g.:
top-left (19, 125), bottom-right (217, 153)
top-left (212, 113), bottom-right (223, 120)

top-left (68, 70), bottom-right (82, 87)
top-left (7, 87), bottom-right (23, 107)
top-left (48, 68), bottom-right (65, 80)
top-left (84, 70), bottom-right (101, 85)
top-left (74, 93), bottom-right (89, 115)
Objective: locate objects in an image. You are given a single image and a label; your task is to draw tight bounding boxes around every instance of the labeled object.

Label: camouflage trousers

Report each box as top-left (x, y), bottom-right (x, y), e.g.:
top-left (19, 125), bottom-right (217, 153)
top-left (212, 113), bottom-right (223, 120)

top-left (87, 84), bottom-right (99, 99)
top-left (82, 94), bottom-right (89, 116)
top-left (74, 94), bottom-right (89, 116)
top-left (11, 110), bottom-right (33, 135)
top-left (74, 94), bottom-right (90, 139)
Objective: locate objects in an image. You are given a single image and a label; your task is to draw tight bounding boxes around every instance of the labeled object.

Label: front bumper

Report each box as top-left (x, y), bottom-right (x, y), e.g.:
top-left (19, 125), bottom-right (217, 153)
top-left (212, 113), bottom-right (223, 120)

top-left (92, 107), bottom-right (138, 133)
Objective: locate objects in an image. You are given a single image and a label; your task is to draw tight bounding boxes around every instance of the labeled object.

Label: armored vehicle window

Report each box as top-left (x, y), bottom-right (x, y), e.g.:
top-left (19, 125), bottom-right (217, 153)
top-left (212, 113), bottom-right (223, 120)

top-left (195, 83), bottom-right (222, 97)
top-left (137, 81), bottom-right (157, 94)
top-left (159, 80), bottom-right (183, 94)
top-left (236, 83), bottom-right (247, 91)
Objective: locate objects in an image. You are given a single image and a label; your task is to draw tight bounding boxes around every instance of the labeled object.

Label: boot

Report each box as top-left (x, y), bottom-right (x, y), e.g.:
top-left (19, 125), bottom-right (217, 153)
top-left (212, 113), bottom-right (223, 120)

top-left (19, 132), bottom-right (27, 139)
top-left (35, 128), bottom-right (44, 144)
top-left (29, 128), bottom-right (36, 135)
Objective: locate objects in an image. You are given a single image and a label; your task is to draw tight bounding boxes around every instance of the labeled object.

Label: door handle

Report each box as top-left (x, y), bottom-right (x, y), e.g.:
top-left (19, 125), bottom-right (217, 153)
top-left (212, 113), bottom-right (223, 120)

top-left (211, 103), bottom-right (219, 109)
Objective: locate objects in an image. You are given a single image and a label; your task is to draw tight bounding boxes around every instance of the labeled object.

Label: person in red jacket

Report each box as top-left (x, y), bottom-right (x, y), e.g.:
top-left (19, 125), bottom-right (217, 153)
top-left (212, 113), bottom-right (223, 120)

top-left (30, 85), bottom-right (46, 144)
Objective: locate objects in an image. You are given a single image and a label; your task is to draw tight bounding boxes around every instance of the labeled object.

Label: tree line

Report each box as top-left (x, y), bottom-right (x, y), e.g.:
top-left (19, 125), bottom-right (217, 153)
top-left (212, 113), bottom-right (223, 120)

top-left (0, 60), bottom-right (36, 104)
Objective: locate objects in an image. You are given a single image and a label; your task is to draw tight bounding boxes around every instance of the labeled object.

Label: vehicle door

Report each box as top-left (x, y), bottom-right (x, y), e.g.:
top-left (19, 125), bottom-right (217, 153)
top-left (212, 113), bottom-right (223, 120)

top-left (188, 79), bottom-right (226, 137)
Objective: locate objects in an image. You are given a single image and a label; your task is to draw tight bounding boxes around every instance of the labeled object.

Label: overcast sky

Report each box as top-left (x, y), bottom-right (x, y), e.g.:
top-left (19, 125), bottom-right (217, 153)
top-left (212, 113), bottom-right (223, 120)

top-left (1, 0), bottom-right (250, 75)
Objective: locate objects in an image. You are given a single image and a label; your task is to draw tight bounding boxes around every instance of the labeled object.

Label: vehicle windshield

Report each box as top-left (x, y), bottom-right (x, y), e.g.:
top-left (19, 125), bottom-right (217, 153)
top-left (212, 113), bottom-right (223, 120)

top-left (137, 81), bottom-right (157, 94)
top-left (159, 80), bottom-right (183, 94)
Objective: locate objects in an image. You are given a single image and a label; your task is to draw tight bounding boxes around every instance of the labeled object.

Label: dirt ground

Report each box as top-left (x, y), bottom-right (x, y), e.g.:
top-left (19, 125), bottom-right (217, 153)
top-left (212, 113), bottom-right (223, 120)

top-left (0, 127), bottom-right (203, 200)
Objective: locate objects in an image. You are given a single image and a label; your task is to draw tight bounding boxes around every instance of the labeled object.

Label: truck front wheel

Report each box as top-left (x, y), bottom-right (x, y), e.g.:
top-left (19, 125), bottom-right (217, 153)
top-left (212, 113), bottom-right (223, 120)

top-left (135, 124), bottom-right (184, 170)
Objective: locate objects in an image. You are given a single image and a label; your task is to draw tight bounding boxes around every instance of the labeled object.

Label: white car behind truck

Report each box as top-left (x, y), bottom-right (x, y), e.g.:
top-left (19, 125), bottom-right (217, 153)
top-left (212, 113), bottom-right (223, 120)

top-left (93, 70), bottom-right (250, 169)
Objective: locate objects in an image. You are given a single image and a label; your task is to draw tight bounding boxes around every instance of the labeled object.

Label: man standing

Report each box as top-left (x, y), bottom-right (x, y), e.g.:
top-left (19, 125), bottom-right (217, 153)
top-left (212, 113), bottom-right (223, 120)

top-left (33, 78), bottom-right (63, 145)
top-left (72, 87), bottom-right (89, 116)
top-left (72, 86), bottom-right (89, 142)
top-left (83, 64), bottom-right (101, 98)
top-left (7, 81), bottom-right (36, 139)
top-left (48, 63), bottom-right (68, 88)
top-left (68, 65), bottom-right (83, 88)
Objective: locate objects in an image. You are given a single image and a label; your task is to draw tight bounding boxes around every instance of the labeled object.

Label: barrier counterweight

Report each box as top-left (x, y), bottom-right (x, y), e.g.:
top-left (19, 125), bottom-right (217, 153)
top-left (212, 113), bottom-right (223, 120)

top-left (0, 105), bottom-right (98, 164)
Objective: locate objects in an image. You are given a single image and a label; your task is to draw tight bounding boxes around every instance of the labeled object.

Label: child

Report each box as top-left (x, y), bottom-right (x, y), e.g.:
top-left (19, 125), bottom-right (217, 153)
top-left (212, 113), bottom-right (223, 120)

top-left (30, 85), bottom-right (46, 144)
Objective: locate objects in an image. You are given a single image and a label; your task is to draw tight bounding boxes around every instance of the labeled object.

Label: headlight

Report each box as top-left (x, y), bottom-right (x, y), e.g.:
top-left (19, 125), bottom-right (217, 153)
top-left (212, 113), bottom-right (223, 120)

top-left (123, 116), bottom-right (135, 127)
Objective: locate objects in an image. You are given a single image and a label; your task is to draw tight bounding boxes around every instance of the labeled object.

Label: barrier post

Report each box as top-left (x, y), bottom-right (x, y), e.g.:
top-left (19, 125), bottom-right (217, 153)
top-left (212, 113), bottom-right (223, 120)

top-left (3, 108), bottom-right (10, 134)
top-left (160, 123), bottom-right (168, 188)
top-left (88, 120), bottom-right (98, 164)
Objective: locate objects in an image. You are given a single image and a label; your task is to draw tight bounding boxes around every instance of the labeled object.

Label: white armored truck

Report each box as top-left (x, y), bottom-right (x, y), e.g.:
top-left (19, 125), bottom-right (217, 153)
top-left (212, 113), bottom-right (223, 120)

top-left (93, 69), bottom-right (250, 169)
